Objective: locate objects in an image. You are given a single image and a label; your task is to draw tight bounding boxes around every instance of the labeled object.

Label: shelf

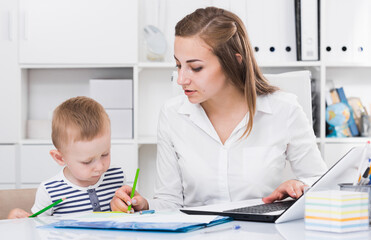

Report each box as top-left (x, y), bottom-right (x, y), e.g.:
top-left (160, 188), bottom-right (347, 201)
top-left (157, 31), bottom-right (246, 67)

top-left (138, 136), bottom-right (157, 144)
top-left (0, 142), bottom-right (17, 145)
top-left (21, 139), bottom-right (135, 145)
top-left (20, 64), bottom-right (136, 69)
top-left (111, 139), bottom-right (136, 144)
top-left (324, 137), bottom-right (371, 144)
top-left (138, 62), bottom-right (176, 68)
top-left (137, 61), bottom-right (321, 70)
top-left (137, 60), bottom-right (371, 68)
top-left (259, 61), bottom-right (321, 67)
top-left (20, 139), bottom-right (53, 145)
top-left (324, 62), bottom-right (371, 68)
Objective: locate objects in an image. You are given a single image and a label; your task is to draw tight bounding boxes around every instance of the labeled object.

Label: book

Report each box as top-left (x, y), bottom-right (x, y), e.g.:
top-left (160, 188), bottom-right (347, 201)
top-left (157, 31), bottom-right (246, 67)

top-left (329, 88), bottom-right (340, 104)
top-left (336, 87), bottom-right (359, 136)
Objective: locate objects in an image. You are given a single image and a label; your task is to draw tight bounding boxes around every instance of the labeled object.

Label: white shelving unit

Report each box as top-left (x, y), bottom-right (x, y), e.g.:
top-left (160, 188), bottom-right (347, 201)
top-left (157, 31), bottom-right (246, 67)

top-left (1, 0), bottom-right (371, 199)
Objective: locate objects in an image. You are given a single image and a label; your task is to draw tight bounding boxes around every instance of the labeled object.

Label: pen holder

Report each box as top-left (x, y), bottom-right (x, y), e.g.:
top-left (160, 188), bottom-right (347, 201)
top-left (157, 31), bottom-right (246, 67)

top-left (339, 183), bottom-right (371, 225)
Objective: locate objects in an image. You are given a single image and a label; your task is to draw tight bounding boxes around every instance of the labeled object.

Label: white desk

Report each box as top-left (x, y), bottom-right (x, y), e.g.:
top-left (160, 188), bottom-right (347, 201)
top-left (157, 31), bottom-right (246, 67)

top-left (0, 217), bottom-right (370, 240)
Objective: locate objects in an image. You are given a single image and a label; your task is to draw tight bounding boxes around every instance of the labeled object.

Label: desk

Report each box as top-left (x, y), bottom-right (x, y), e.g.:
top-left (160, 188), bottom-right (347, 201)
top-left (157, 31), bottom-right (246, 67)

top-left (0, 217), bottom-right (370, 240)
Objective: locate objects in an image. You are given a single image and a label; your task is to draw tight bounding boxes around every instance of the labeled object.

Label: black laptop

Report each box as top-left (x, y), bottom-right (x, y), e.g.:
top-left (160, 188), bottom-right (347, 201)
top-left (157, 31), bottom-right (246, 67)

top-left (180, 147), bottom-right (361, 223)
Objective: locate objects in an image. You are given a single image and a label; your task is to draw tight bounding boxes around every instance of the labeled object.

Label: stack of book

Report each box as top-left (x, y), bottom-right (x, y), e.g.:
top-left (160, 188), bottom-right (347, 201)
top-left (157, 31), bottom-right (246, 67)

top-left (325, 86), bottom-right (369, 137)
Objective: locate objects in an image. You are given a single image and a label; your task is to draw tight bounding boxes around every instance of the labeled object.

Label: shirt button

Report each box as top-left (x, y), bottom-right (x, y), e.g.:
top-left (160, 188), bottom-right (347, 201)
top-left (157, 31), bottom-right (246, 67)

top-left (93, 203), bottom-right (97, 206)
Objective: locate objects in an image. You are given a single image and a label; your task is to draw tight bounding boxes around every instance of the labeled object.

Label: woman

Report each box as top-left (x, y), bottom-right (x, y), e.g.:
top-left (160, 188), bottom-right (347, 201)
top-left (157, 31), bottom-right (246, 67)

top-left (111, 7), bottom-right (327, 212)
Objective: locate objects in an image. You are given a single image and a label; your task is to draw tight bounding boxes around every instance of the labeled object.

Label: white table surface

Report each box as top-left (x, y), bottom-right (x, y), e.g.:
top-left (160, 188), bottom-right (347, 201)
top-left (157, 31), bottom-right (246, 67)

top-left (0, 216), bottom-right (370, 240)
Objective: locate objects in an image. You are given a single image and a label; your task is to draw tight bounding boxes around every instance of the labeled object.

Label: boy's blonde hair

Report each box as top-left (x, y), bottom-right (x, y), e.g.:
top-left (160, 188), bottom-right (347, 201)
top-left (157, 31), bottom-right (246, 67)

top-left (51, 96), bottom-right (110, 150)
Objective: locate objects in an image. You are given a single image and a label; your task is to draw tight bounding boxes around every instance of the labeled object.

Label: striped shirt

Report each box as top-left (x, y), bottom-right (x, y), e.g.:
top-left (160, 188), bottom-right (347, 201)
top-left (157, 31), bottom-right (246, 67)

top-left (31, 167), bottom-right (125, 216)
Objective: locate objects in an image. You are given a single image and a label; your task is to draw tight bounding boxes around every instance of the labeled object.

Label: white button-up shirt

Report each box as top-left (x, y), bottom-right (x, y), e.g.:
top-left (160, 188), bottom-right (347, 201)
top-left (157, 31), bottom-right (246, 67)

top-left (148, 91), bottom-right (327, 210)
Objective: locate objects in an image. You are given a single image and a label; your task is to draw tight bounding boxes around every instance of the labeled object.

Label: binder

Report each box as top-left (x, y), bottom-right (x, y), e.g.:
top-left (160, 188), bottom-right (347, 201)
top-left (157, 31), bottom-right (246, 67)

top-left (47, 213), bottom-right (232, 232)
top-left (246, 0), bottom-right (296, 63)
top-left (324, 0), bottom-right (370, 62)
top-left (336, 87), bottom-right (360, 136)
top-left (295, 0), bottom-right (320, 61)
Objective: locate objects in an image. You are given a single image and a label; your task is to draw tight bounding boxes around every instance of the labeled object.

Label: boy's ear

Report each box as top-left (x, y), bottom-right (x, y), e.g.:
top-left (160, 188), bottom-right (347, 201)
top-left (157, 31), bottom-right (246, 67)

top-left (50, 149), bottom-right (65, 166)
top-left (235, 53), bottom-right (243, 64)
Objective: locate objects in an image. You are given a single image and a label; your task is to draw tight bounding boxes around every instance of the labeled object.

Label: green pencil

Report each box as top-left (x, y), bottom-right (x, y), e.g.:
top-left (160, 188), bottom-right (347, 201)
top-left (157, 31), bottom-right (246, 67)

top-left (29, 197), bottom-right (67, 218)
top-left (128, 168), bottom-right (140, 211)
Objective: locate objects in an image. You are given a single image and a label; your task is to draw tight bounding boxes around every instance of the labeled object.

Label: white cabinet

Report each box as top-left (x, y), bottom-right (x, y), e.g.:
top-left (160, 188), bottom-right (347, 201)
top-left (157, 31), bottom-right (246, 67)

top-left (19, 144), bottom-right (138, 187)
top-left (0, 0), bottom-right (20, 143)
top-left (21, 67), bottom-right (133, 140)
top-left (0, 145), bottom-right (16, 186)
top-left (20, 144), bottom-right (62, 183)
top-left (111, 144), bottom-right (138, 183)
top-left (19, 0), bottom-right (138, 64)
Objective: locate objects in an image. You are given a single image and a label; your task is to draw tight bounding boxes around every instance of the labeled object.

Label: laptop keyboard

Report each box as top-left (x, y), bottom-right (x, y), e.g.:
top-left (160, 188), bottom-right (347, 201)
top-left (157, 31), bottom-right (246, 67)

top-left (223, 200), bottom-right (296, 214)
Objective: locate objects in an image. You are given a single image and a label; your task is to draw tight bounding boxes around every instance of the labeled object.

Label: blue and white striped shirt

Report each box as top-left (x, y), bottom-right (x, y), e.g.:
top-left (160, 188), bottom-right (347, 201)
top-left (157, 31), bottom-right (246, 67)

top-left (32, 167), bottom-right (125, 216)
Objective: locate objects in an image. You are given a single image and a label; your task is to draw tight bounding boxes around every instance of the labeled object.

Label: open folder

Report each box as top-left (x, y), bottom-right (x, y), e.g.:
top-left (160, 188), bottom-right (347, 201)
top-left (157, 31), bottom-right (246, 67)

top-left (47, 211), bottom-right (232, 232)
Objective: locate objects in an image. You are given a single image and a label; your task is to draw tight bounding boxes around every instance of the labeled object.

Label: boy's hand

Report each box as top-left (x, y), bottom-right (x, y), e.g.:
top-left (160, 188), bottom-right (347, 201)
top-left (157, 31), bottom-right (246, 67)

top-left (7, 208), bottom-right (31, 219)
top-left (110, 185), bottom-right (149, 213)
top-left (262, 179), bottom-right (307, 204)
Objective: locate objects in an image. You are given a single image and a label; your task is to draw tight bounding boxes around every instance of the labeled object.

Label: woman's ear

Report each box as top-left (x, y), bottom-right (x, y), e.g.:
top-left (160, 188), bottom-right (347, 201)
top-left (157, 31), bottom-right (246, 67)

top-left (235, 53), bottom-right (243, 64)
top-left (50, 149), bottom-right (66, 166)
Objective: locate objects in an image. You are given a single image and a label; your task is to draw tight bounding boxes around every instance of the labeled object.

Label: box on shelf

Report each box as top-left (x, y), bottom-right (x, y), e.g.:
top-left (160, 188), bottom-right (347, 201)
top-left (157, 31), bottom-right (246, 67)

top-left (89, 79), bottom-right (133, 109)
top-left (106, 109), bottom-right (133, 139)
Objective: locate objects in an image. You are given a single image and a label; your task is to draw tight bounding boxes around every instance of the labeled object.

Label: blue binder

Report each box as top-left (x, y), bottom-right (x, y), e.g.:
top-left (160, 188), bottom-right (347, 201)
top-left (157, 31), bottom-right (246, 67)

top-left (48, 215), bottom-right (232, 232)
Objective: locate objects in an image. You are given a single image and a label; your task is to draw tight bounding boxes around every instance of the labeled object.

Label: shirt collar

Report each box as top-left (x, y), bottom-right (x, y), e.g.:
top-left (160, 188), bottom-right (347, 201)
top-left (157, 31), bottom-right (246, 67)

top-left (178, 94), bottom-right (273, 116)
top-left (177, 95), bottom-right (272, 144)
top-left (256, 94), bottom-right (273, 114)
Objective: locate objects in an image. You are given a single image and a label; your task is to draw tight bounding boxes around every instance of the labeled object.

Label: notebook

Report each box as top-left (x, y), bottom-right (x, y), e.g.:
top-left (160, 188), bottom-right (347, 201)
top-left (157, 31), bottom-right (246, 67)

top-left (181, 147), bottom-right (361, 223)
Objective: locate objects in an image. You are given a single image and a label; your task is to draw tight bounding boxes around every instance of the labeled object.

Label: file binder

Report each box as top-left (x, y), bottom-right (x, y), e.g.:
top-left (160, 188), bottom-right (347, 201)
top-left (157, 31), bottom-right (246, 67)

top-left (246, 0), bottom-right (296, 63)
top-left (295, 0), bottom-right (320, 61)
top-left (48, 214), bottom-right (232, 232)
top-left (324, 0), bottom-right (370, 62)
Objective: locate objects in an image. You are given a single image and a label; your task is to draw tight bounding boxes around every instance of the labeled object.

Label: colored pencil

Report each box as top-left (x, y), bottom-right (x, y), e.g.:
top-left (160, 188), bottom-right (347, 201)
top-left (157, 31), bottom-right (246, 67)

top-left (127, 168), bottom-right (140, 211)
top-left (29, 197), bottom-right (67, 218)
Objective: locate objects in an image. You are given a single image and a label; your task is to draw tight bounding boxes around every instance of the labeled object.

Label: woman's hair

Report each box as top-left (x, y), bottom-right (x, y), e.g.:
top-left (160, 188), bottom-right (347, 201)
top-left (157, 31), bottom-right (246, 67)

top-left (52, 96), bottom-right (110, 150)
top-left (175, 7), bottom-right (277, 137)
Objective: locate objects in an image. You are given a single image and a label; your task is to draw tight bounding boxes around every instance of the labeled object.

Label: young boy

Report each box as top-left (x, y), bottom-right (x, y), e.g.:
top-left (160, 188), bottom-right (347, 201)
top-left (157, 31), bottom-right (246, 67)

top-left (29, 96), bottom-right (125, 216)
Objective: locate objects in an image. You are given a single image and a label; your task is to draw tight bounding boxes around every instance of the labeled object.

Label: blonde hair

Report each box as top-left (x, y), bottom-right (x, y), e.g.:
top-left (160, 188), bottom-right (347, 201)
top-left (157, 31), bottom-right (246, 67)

top-left (51, 96), bottom-right (110, 150)
top-left (175, 7), bottom-right (278, 137)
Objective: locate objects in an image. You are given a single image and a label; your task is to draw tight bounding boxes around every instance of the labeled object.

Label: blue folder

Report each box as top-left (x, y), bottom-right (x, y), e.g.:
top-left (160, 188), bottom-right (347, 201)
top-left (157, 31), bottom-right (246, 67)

top-left (49, 216), bottom-right (232, 232)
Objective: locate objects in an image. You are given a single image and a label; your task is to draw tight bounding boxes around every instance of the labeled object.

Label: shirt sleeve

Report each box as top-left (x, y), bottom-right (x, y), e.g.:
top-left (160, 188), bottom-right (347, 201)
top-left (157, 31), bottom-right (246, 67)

top-left (285, 96), bottom-right (328, 186)
top-left (148, 106), bottom-right (184, 210)
top-left (31, 183), bottom-right (53, 216)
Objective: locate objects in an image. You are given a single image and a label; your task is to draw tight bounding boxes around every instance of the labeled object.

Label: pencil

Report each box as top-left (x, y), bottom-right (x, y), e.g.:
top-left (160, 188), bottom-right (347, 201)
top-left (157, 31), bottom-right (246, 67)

top-left (127, 168), bottom-right (140, 211)
top-left (29, 197), bottom-right (67, 218)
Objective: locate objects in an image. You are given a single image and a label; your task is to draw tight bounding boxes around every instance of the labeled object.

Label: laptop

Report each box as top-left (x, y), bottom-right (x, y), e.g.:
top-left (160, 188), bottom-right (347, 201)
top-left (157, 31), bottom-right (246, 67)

top-left (180, 147), bottom-right (361, 223)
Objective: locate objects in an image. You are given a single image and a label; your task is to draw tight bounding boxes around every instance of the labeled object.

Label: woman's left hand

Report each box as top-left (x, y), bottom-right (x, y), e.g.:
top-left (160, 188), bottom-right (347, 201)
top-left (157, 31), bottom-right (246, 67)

top-left (262, 179), bottom-right (308, 204)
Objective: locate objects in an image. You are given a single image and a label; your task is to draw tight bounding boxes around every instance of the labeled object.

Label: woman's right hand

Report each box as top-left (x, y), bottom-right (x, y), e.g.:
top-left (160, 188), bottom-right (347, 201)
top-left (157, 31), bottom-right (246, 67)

top-left (110, 185), bottom-right (149, 213)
